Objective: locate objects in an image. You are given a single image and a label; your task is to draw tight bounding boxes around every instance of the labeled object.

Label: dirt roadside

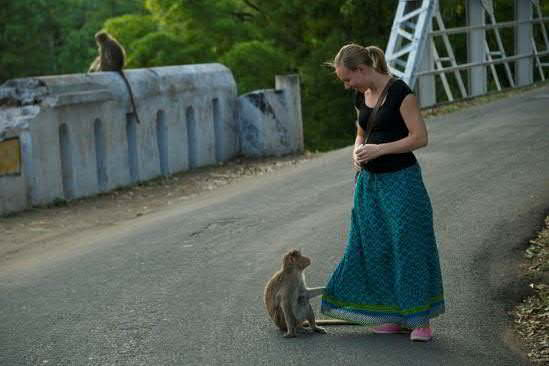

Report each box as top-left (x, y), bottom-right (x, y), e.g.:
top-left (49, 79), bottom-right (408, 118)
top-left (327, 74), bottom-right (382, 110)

top-left (512, 217), bottom-right (549, 363)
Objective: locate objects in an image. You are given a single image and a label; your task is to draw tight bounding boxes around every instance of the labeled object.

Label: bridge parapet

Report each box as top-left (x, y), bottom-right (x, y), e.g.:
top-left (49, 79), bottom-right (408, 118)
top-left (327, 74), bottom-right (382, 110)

top-left (0, 65), bottom-right (303, 216)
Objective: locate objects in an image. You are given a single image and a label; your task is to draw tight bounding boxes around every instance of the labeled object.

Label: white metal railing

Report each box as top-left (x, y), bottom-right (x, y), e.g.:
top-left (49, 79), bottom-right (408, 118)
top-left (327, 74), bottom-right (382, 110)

top-left (428, 16), bottom-right (549, 37)
top-left (415, 50), bottom-right (549, 77)
top-left (386, 0), bottom-right (549, 107)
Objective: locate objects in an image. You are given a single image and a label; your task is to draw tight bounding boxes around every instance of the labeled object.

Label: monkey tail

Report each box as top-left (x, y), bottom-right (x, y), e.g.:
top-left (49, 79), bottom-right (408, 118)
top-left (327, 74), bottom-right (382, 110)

top-left (303, 319), bottom-right (360, 327)
top-left (117, 70), bottom-right (142, 124)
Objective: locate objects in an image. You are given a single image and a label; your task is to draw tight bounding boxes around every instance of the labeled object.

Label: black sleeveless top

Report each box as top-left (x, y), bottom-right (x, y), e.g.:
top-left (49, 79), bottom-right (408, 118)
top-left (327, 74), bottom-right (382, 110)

top-left (354, 79), bottom-right (417, 173)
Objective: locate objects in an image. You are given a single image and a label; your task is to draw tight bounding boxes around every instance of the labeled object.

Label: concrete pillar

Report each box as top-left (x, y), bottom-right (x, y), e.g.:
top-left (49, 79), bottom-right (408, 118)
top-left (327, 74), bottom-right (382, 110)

top-left (275, 74), bottom-right (304, 153)
top-left (515, 0), bottom-right (534, 86)
top-left (466, 0), bottom-right (487, 96)
top-left (19, 131), bottom-right (34, 207)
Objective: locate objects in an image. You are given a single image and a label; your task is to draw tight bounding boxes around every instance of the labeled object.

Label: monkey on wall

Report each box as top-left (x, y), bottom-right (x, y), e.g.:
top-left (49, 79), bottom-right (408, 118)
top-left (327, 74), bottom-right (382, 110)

top-left (88, 30), bottom-right (141, 124)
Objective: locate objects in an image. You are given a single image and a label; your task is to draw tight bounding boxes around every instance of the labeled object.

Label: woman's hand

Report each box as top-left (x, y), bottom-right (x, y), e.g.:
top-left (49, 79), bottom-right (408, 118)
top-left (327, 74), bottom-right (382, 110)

top-left (352, 144), bottom-right (363, 170)
top-left (354, 144), bottom-right (383, 166)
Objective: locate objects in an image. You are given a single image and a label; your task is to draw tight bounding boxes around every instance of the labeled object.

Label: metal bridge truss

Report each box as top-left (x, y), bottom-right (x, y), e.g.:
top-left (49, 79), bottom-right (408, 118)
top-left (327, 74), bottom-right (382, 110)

top-left (385, 0), bottom-right (549, 107)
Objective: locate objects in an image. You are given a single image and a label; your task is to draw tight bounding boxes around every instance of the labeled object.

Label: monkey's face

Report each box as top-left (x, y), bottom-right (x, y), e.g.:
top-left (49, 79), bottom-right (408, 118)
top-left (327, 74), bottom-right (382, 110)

top-left (95, 31), bottom-right (109, 43)
top-left (283, 249), bottom-right (311, 270)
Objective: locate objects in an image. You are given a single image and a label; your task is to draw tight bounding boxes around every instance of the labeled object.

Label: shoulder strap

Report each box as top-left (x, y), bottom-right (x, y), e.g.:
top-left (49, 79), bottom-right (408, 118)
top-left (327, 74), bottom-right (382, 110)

top-left (364, 77), bottom-right (396, 144)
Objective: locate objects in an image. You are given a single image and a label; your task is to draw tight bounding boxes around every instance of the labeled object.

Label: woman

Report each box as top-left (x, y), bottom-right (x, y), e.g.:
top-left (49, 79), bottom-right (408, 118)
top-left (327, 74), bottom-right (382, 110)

top-left (320, 44), bottom-right (445, 342)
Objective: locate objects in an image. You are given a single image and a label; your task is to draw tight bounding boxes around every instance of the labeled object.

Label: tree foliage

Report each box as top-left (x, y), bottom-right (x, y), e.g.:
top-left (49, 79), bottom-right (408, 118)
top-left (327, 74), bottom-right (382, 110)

top-left (128, 31), bottom-right (214, 67)
top-left (0, 0), bottom-right (144, 81)
top-left (220, 41), bottom-right (290, 94)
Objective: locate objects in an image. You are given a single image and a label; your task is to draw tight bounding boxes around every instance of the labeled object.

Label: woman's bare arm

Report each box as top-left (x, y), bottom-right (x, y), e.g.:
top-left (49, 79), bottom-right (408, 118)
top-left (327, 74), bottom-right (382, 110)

top-left (355, 94), bottom-right (427, 164)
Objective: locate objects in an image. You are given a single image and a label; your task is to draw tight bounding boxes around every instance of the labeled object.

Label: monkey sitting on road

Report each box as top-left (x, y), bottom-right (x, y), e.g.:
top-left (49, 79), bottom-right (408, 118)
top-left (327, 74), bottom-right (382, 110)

top-left (88, 30), bottom-right (141, 124)
top-left (264, 249), bottom-right (327, 337)
top-left (264, 249), bottom-right (359, 337)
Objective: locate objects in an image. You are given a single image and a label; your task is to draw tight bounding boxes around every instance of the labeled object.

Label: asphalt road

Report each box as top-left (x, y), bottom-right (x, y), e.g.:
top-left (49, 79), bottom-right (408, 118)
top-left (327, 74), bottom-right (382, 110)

top-left (1, 85), bottom-right (548, 365)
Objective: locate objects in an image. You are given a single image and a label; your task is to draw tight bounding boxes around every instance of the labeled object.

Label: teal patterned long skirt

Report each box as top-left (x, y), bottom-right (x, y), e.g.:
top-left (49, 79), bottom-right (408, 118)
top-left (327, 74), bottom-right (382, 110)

top-left (320, 163), bottom-right (445, 328)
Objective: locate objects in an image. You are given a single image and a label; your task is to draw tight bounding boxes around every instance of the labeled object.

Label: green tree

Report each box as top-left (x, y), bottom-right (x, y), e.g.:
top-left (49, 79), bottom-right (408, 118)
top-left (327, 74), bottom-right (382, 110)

top-left (103, 14), bottom-right (157, 49)
top-left (128, 31), bottom-right (214, 67)
top-left (0, 0), bottom-right (145, 82)
top-left (0, 0), bottom-right (60, 81)
top-left (221, 41), bottom-right (290, 94)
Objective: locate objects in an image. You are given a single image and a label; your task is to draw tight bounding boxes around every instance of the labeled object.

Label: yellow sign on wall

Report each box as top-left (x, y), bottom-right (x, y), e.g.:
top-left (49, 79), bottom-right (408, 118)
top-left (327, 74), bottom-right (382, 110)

top-left (0, 138), bottom-right (22, 176)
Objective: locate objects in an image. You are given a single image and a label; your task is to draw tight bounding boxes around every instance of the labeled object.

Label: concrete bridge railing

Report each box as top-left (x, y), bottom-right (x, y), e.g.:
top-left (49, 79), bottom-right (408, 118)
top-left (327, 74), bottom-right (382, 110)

top-left (0, 64), bottom-right (303, 216)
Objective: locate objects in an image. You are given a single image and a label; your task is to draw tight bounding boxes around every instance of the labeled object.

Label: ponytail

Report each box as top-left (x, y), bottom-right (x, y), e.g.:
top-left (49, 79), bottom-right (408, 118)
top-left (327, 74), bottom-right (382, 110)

top-left (327, 43), bottom-right (390, 74)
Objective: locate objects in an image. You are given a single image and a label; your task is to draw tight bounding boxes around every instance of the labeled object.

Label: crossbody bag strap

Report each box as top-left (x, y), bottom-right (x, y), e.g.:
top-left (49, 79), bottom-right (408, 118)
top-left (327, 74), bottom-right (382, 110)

top-left (354, 76), bottom-right (397, 181)
top-left (364, 76), bottom-right (396, 144)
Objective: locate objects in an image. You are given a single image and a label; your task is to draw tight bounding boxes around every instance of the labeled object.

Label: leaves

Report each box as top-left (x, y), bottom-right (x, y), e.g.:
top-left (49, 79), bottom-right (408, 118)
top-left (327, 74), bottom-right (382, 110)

top-left (128, 31), bottom-right (214, 68)
top-left (221, 41), bottom-right (290, 94)
top-left (0, 0), bottom-right (145, 82)
top-left (512, 217), bottom-right (549, 363)
top-left (103, 14), bottom-right (157, 49)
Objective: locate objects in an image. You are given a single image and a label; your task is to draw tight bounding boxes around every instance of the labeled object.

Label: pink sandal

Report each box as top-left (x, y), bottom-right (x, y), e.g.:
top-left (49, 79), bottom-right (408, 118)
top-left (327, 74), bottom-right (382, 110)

top-left (371, 324), bottom-right (411, 334)
top-left (410, 327), bottom-right (433, 341)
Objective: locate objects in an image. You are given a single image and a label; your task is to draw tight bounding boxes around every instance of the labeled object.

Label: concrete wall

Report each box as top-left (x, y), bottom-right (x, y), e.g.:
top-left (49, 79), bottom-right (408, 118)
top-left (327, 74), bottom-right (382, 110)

top-left (0, 64), bottom-right (303, 216)
top-left (239, 75), bottom-right (304, 158)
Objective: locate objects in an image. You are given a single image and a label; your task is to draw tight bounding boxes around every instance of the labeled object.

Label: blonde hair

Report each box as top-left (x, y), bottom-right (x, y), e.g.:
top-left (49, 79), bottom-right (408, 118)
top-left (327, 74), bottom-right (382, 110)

top-left (327, 44), bottom-right (390, 74)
